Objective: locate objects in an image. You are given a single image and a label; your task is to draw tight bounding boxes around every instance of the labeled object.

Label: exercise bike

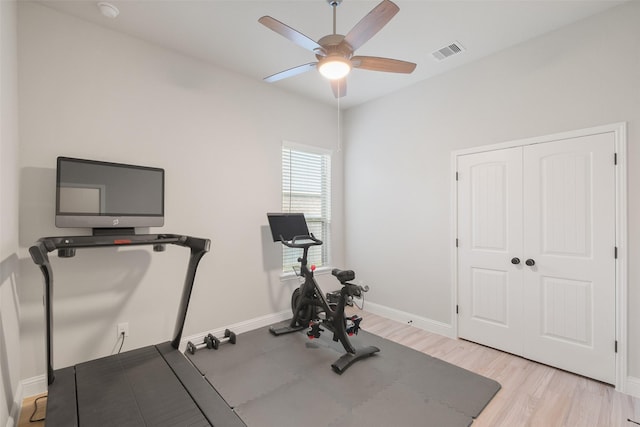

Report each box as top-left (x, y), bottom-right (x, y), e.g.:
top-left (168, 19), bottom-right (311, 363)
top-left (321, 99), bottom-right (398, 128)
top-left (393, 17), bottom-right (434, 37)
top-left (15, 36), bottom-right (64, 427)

top-left (267, 213), bottom-right (380, 374)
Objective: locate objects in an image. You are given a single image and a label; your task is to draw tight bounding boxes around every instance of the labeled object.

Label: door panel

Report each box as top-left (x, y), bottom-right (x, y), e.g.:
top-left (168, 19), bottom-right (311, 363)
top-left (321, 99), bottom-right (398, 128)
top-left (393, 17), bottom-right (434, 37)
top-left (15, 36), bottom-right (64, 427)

top-left (470, 161), bottom-right (508, 251)
top-left (470, 267), bottom-right (509, 326)
top-left (540, 276), bottom-right (592, 346)
top-left (522, 133), bottom-right (615, 384)
top-left (539, 151), bottom-right (592, 257)
top-left (457, 148), bottom-right (523, 355)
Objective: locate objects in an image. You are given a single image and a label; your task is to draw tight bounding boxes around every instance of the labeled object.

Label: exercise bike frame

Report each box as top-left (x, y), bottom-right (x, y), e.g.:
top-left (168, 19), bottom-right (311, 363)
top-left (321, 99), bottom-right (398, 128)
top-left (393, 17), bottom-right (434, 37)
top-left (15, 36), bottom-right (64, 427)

top-left (269, 234), bottom-right (379, 374)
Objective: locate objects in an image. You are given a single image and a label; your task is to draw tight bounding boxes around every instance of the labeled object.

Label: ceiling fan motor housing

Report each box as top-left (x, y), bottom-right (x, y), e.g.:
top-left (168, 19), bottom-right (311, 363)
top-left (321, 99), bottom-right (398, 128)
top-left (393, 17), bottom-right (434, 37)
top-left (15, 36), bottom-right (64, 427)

top-left (316, 34), bottom-right (353, 60)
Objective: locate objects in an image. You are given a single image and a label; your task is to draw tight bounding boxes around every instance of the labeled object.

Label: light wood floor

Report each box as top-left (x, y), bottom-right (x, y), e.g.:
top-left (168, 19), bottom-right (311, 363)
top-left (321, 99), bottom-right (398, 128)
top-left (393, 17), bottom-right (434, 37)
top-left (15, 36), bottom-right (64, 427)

top-left (18, 392), bottom-right (45, 427)
top-left (19, 310), bottom-right (640, 426)
top-left (362, 311), bottom-right (640, 427)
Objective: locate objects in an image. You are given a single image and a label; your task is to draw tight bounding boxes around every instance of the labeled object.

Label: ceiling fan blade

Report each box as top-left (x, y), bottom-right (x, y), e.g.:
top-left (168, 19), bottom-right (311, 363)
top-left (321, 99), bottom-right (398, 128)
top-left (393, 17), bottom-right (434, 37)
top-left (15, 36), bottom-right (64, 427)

top-left (330, 78), bottom-right (347, 98)
top-left (351, 56), bottom-right (416, 73)
top-left (264, 62), bottom-right (317, 83)
top-left (259, 16), bottom-right (325, 55)
top-left (342, 0), bottom-right (399, 51)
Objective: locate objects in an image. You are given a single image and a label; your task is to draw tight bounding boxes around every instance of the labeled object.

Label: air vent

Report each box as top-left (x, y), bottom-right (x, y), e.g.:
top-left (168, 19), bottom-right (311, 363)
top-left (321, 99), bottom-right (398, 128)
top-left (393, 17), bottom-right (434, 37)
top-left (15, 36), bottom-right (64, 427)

top-left (432, 41), bottom-right (465, 62)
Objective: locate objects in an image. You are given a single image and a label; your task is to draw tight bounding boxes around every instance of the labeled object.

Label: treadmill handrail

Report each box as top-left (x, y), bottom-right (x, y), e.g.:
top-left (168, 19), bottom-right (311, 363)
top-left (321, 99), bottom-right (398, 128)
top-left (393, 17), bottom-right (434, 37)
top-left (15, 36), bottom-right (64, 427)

top-left (29, 233), bottom-right (211, 385)
top-left (30, 234), bottom-right (208, 255)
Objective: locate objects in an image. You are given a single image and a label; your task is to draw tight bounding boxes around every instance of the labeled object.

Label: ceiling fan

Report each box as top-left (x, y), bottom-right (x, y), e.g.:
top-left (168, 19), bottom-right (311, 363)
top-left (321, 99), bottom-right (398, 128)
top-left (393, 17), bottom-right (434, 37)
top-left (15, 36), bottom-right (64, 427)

top-left (258, 0), bottom-right (416, 98)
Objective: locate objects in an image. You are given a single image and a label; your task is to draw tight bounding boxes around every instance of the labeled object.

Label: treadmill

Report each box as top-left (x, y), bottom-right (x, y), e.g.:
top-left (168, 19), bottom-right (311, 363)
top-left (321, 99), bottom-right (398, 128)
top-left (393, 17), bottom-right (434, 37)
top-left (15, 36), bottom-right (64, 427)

top-left (29, 233), bottom-right (246, 427)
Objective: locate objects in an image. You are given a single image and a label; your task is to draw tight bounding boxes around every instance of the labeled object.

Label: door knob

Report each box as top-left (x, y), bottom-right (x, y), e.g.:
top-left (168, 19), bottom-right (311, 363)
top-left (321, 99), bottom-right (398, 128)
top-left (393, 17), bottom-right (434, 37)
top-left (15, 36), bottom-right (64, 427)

top-left (525, 259), bottom-right (535, 266)
top-left (511, 257), bottom-right (520, 265)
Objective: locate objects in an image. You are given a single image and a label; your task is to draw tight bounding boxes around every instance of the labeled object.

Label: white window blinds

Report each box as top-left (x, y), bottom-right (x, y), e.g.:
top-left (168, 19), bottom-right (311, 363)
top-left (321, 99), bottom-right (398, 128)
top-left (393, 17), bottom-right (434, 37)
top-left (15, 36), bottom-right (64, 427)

top-left (282, 145), bottom-right (331, 272)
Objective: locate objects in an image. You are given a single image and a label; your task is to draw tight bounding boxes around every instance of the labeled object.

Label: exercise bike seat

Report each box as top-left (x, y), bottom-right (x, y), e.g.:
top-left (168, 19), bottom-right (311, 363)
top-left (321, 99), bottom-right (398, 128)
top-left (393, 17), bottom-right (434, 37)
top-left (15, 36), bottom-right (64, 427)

top-left (332, 268), bottom-right (355, 284)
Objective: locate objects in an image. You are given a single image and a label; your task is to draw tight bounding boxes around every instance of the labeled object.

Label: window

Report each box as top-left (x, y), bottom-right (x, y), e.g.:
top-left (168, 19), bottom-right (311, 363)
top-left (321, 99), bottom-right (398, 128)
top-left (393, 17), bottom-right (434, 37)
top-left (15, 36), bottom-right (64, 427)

top-left (282, 144), bottom-right (331, 272)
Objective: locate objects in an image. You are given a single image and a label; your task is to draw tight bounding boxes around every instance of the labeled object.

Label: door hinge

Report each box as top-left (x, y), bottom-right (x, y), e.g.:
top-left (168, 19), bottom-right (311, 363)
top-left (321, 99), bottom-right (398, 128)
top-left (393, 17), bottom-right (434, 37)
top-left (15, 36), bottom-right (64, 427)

top-left (455, 172), bottom-right (459, 181)
top-left (455, 238), bottom-right (459, 248)
top-left (614, 153), bottom-right (617, 165)
top-left (615, 246), bottom-right (618, 259)
top-left (615, 340), bottom-right (618, 353)
top-left (456, 305), bottom-right (459, 314)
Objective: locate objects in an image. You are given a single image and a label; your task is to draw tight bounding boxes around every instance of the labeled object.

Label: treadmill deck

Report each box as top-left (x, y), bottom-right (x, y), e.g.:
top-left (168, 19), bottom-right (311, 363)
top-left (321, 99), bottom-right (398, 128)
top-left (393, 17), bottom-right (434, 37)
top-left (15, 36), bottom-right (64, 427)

top-left (45, 342), bottom-right (245, 427)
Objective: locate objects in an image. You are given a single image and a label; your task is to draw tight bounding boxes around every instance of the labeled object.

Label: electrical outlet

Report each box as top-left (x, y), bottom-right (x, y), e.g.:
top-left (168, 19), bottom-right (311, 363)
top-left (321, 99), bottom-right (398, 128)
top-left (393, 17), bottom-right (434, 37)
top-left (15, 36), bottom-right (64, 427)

top-left (117, 322), bottom-right (129, 338)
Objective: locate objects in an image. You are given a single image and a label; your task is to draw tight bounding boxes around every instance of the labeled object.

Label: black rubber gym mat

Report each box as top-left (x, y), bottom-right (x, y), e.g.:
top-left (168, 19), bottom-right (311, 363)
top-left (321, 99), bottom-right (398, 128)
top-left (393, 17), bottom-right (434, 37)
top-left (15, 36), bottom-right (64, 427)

top-left (187, 324), bottom-right (501, 427)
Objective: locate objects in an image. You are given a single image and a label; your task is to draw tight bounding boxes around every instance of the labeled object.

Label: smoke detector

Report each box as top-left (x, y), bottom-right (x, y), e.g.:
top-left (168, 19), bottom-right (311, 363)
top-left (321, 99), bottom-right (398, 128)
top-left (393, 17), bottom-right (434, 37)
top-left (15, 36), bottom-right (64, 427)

top-left (97, 2), bottom-right (119, 19)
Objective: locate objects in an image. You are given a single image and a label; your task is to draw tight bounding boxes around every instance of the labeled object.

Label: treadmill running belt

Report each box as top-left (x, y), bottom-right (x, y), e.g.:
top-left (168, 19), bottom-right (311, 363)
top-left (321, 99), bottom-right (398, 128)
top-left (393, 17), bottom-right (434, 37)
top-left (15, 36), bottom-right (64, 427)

top-left (75, 345), bottom-right (209, 427)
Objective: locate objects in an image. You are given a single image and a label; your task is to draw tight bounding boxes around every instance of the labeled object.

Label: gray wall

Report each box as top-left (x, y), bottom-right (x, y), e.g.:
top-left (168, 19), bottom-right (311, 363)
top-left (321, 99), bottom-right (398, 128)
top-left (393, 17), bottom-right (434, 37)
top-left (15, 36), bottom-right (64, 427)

top-left (344, 1), bottom-right (640, 377)
top-left (17, 2), bottom-right (344, 382)
top-left (1, 0), bottom-right (21, 424)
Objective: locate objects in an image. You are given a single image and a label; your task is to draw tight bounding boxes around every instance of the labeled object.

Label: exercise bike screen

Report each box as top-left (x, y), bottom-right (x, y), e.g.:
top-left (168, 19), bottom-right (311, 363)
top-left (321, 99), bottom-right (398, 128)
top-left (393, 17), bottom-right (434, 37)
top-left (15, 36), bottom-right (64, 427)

top-left (267, 213), bottom-right (309, 242)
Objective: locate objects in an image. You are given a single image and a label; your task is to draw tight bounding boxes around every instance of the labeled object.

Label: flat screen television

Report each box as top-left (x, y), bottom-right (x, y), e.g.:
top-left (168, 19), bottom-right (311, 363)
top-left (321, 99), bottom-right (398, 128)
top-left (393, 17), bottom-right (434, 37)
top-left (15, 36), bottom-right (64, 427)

top-left (55, 157), bottom-right (164, 233)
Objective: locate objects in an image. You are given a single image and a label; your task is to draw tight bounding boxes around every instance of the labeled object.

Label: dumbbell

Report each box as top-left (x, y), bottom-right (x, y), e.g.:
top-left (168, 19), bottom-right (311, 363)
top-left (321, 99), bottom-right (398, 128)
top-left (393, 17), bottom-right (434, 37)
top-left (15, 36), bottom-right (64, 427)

top-left (186, 334), bottom-right (215, 354)
top-left (211, 329), bottom-right (237, 349)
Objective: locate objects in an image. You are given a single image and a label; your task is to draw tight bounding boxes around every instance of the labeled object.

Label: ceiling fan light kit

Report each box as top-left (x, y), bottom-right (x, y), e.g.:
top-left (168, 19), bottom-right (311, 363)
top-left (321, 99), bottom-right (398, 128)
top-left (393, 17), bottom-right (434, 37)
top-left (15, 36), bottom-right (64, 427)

top-left (318, 56), bottom-right (351, 80)
top-left (259, 0), bottom-right (416, 98)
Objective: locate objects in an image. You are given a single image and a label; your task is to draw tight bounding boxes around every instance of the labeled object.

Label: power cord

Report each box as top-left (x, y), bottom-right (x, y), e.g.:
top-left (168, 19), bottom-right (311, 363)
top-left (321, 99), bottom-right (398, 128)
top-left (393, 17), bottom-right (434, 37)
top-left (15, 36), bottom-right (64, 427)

top-left (29, 395), bottom-right (47, 423)
top-left (117, 331), bottom-right (125, 354)
top-left (629, 419), bottom-right (640, 425)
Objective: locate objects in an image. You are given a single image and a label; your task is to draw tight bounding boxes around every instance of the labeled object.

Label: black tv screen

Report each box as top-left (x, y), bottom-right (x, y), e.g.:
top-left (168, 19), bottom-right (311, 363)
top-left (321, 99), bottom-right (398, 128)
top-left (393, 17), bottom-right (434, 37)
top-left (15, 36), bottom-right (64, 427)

top-left (55, 157), bottom-right (164, 230)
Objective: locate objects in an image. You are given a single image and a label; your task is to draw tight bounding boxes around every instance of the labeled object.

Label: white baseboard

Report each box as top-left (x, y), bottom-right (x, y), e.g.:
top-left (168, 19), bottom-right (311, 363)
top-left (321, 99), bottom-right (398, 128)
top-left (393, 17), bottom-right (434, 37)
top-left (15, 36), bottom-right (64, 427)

top-left (10, 374), bottom-right (47, 427)
top-left (20, 375), bottom-right (46, 398)
top-left (182, 304), bottom-right (456, 350)
top-left (17, 309), bottom-right (640, 411)
top-left (363, 301), bottom-right (455, 338)
top-left (17, 311), bottom-right (293, 404)
top-left (5, 413), bottom-right (15, 427)
top-left (6, 379), bottom-right (25, 427)
top-left (180, 309), bottom-right (291, 351)
top-left (5, 381), bottom-right (20, 427)
top-left (626, 376), bottom-right (640, 399)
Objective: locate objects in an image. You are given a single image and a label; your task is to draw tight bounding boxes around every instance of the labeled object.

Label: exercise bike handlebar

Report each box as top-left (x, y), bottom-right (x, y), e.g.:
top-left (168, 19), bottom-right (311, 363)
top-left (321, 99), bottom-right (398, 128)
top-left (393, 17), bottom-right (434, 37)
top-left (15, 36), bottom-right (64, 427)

top-left (345, 283), bottom-right (370, 297)
top-left (279, 234), bottom-right (323, 249)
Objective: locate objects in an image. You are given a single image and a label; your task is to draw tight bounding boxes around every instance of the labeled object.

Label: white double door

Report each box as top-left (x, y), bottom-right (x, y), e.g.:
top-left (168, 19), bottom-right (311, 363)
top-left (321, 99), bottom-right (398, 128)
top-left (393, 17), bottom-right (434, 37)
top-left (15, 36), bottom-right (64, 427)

top-left (457, 132), bottom-right (616, 384)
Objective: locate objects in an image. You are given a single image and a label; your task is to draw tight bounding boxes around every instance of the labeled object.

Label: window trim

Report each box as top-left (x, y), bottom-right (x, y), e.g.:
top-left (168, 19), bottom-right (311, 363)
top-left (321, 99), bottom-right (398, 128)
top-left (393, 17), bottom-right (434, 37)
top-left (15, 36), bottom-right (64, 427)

top-left (281, 141), bottom-right (332, 272)
top-left (282, 140), bottom-right (333, 157)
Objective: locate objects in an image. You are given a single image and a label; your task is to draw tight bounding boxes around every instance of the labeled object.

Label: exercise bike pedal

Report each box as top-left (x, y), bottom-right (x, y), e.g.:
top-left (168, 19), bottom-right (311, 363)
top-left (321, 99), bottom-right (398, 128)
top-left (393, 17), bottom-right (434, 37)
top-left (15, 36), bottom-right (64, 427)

top-left (307, 320), bottom-right (324, 339)
top-left (346, 315), bottom-right (363, 336)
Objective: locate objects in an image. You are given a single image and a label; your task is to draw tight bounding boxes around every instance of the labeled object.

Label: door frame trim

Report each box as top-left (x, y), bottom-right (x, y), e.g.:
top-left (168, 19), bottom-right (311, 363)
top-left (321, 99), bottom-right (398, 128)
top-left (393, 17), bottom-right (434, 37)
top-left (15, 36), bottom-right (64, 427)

top-left (451, 122), bottom-right (627, 391)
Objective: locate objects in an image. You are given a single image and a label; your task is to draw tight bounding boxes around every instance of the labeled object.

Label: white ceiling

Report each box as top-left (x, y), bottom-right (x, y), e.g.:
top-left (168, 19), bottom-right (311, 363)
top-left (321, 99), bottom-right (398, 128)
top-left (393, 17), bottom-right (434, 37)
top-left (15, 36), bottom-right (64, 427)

top-left (34, 0), bottom-right (625, 109)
